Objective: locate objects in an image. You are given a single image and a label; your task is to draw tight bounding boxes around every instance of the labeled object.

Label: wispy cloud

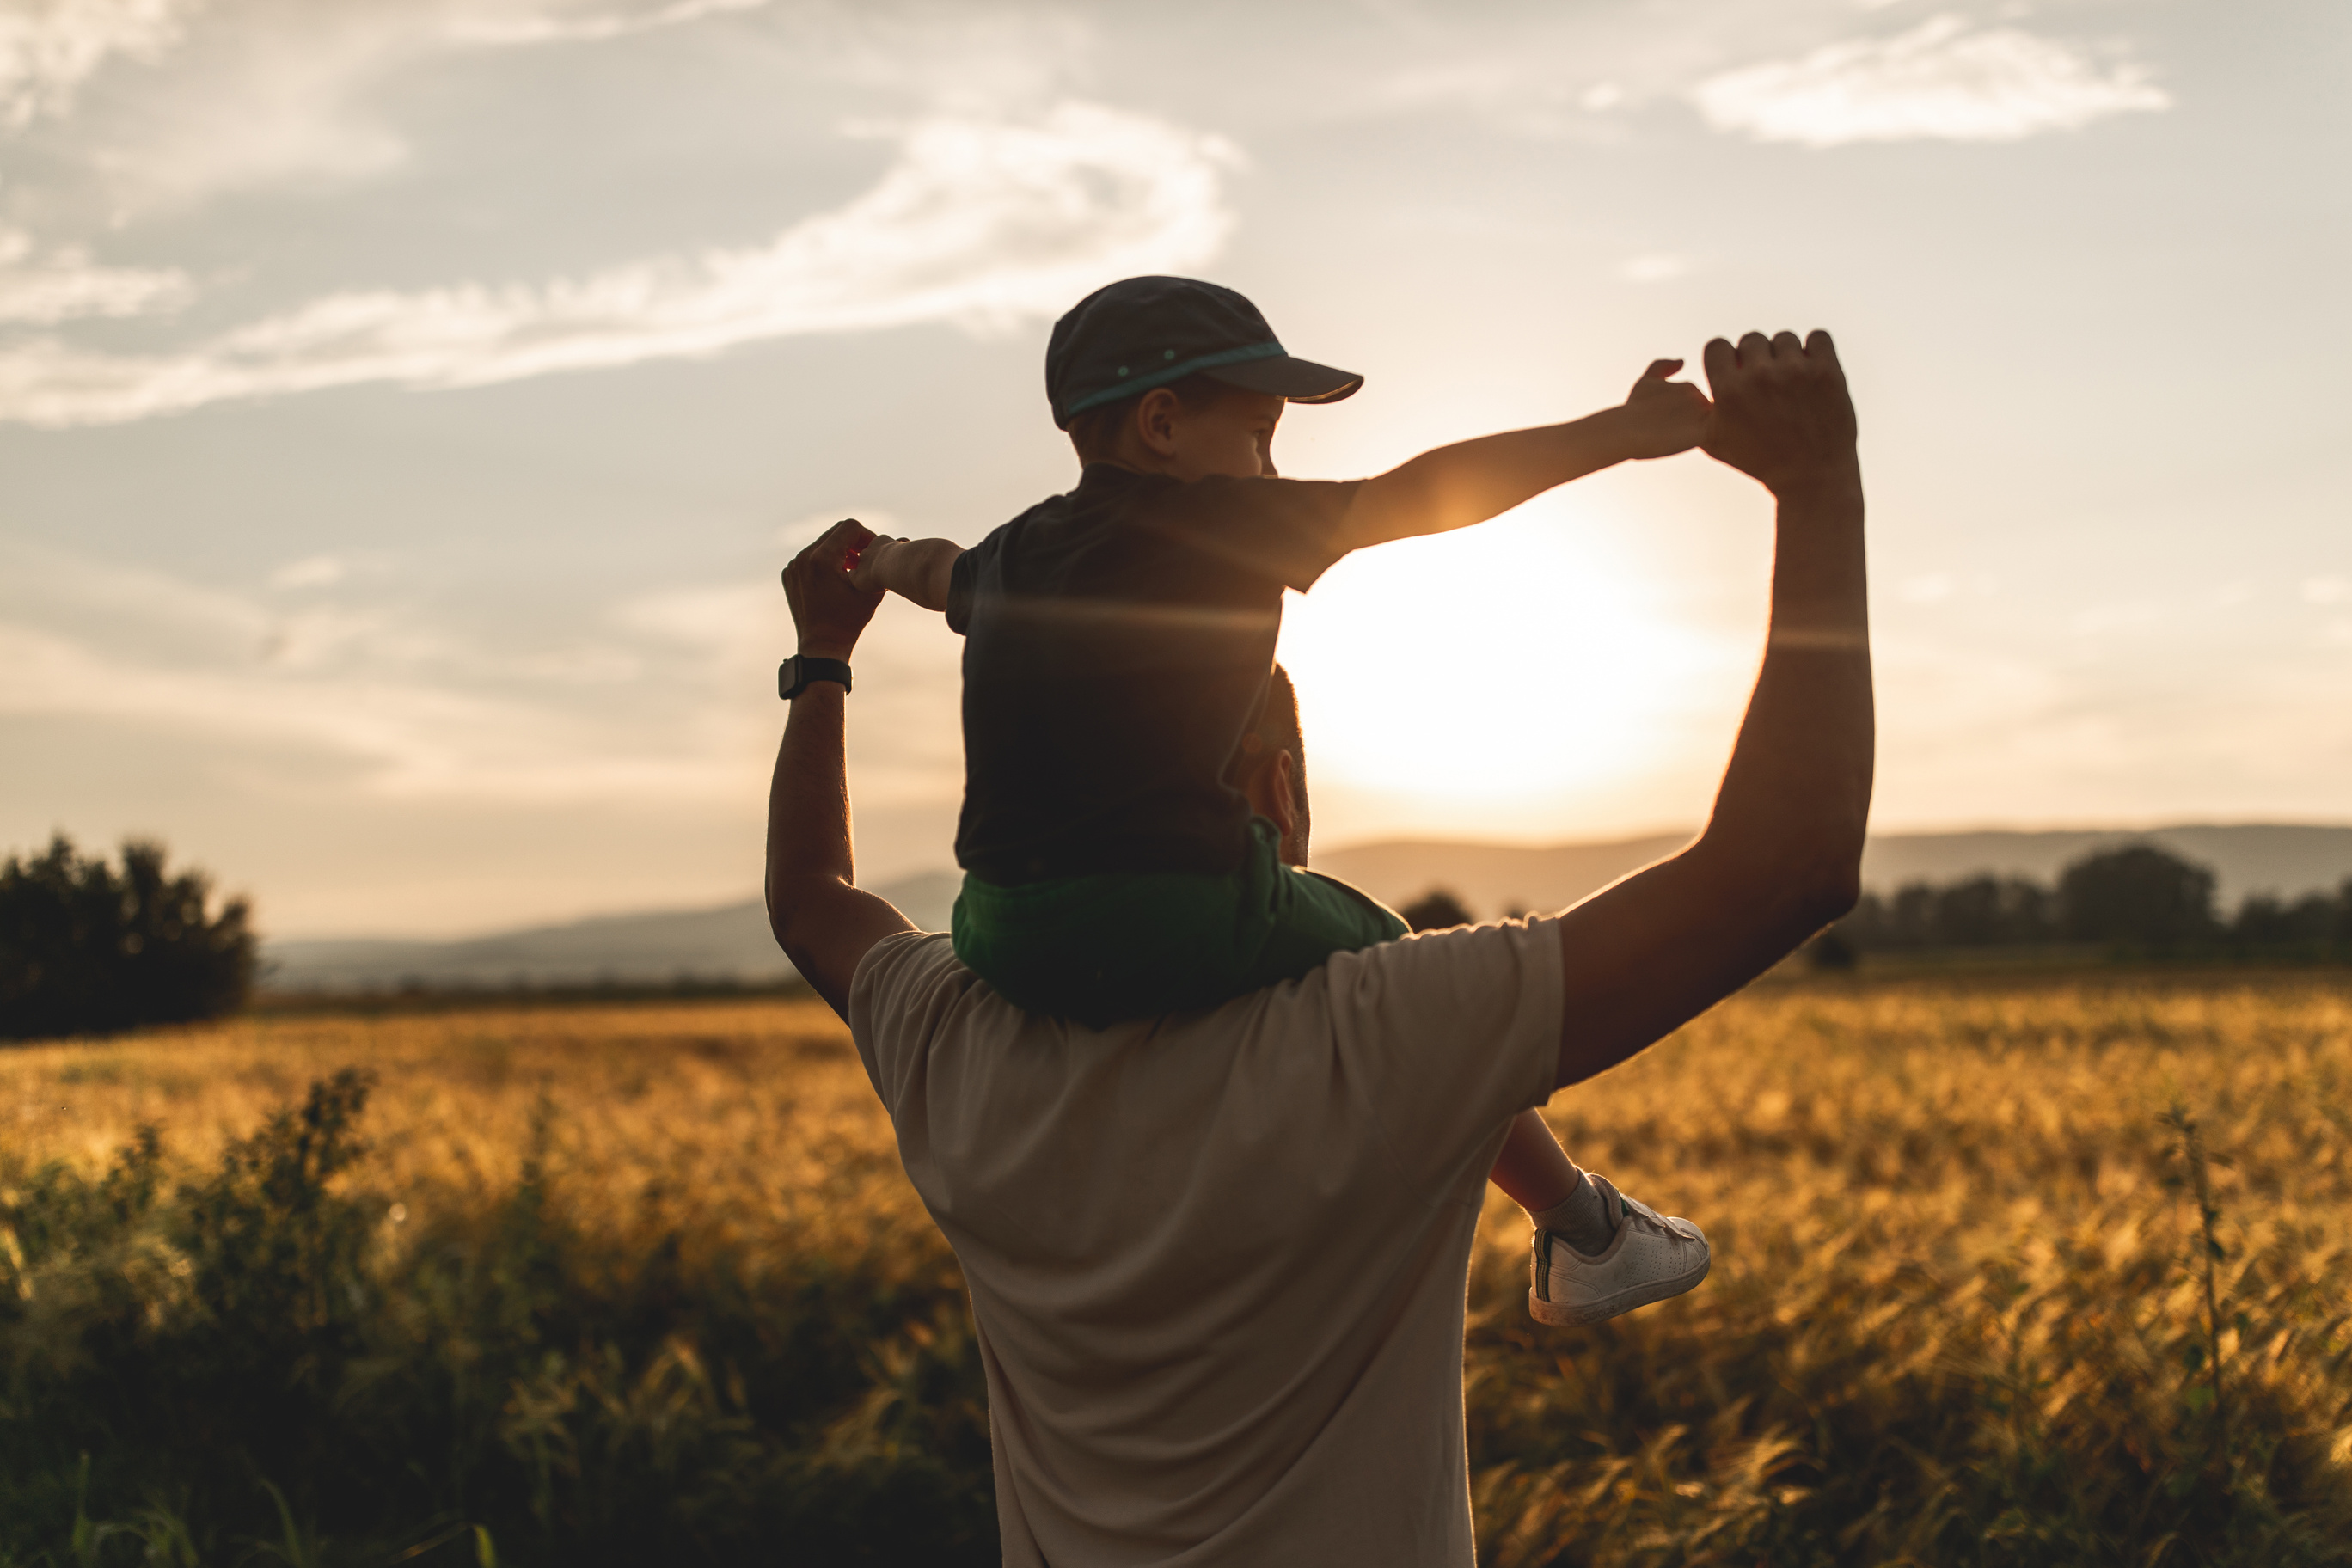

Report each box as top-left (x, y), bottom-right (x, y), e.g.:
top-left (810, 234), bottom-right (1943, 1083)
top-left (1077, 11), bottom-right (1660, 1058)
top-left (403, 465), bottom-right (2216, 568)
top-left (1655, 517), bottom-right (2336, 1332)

top-left (0, 536), bottom-right (962, 810)
top-left (450, 0), bottom-right (774, 47)
top-left (0, 541), bottom-right (724, 802)
top-left (0, 0), bottom-right (188, 126)
top-left (0, 101), bottom-right (1236, 426)
top-left (1693, 15), bottom-right (2170, 147)
top-left (0, 227), bottom-right (190, 323)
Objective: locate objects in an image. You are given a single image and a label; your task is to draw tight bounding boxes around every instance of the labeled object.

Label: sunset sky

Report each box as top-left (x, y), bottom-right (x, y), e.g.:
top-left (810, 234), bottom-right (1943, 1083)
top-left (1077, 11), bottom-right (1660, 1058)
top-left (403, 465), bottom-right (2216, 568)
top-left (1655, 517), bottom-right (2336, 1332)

top-left (3, 0), bottom-right (2345, 938)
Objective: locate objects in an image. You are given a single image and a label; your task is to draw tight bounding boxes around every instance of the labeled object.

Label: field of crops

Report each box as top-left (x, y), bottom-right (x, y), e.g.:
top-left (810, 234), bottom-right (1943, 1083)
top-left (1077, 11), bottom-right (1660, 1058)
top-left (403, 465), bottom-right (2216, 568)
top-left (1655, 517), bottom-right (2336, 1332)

top-left (5, 972), bottom-right (2350, 1565)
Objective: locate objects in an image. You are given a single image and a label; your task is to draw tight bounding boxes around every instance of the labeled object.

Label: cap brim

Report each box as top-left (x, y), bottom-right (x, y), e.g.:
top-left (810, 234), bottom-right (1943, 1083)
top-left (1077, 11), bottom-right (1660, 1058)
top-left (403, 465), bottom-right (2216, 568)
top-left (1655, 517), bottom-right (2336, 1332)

top-left (1201, 354), bottom-right (1363, 405)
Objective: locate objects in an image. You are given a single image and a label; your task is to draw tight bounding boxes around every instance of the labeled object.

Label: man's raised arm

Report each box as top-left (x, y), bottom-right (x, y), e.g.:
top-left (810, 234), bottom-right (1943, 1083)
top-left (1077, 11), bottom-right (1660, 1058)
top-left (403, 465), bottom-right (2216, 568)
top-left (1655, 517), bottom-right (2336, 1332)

top-left (765, 518), bottom-right (916, 1020)
top-left (1549, 329), bottom-right (1872, 1089)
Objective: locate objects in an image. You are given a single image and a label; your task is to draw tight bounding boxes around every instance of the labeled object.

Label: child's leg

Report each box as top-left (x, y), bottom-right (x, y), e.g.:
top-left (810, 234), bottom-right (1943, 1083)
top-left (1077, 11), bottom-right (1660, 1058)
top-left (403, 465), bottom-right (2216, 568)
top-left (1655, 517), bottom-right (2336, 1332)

top-left (1490, 1108), bottom-right (1617, 1256)
top-left (1488, 1108), bottom-right (1581, 1211)
top-left (1505, 1116), bottom-right (1713, 1328)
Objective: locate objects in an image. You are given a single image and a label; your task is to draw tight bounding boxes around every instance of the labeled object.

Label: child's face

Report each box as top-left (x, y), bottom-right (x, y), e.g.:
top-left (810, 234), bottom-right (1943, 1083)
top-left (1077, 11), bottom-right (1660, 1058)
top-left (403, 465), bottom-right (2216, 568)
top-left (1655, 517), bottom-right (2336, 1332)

top-left (1164, 389), bottom-right (1286, 482)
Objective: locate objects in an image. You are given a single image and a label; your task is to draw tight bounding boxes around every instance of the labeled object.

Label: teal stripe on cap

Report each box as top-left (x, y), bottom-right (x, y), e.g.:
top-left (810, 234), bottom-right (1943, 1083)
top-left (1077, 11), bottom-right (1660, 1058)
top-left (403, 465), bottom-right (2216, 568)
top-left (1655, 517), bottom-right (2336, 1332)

top-left (1058, 340), bottom-right (1288, 422)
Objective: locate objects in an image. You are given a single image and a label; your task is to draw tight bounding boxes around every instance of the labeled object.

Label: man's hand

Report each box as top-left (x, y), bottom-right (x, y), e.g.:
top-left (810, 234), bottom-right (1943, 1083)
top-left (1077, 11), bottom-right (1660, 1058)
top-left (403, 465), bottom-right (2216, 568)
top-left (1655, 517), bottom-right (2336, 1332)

top-left (1616, 358), bottom-right (1713, 461)
top-left (1700, 331), bottom-right (1858, 494)
top-left (786, 518), bottom-right (885, 659)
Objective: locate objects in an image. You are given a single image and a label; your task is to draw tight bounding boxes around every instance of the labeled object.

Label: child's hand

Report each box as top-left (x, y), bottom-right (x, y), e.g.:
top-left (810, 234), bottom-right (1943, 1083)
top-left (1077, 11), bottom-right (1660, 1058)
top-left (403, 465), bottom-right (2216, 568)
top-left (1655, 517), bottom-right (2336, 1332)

top-left (1618, 358), bottom-right (1713, 460)
top-left (845, 536), bottom-right (898, 592)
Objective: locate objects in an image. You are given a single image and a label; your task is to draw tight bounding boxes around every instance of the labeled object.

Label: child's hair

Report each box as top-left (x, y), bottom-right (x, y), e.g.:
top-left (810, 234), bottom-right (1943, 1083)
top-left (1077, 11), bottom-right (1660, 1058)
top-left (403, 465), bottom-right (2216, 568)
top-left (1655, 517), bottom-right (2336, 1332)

top-left (1066, 373), bottom-right (1241, 465)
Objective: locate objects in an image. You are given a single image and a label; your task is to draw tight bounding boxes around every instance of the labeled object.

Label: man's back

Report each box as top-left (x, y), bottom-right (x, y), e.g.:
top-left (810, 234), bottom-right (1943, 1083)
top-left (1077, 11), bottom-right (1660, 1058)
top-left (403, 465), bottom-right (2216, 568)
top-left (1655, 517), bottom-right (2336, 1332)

top-left (849, 921), bottom-right (1562, 1567)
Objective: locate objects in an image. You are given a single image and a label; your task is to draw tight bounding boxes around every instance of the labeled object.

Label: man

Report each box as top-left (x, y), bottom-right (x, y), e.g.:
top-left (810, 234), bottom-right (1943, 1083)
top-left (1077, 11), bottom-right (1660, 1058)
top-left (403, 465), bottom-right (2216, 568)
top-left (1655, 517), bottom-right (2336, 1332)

top-left (765, 330), bottom-right (1870, 1565)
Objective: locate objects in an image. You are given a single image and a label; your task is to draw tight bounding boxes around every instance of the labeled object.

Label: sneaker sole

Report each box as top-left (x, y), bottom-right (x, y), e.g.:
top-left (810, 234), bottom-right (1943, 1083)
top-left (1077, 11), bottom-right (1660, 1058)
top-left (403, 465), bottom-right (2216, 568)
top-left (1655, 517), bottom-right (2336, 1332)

top-left (1527, 1252), bottom-right (1710, 1327)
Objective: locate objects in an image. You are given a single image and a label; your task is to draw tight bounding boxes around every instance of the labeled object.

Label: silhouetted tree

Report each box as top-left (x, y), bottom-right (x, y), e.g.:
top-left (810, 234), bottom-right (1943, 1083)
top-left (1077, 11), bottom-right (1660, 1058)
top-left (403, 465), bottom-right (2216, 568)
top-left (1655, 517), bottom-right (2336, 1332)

top-left (1399, 887), bottom-right (1474, 932)
top-left (2228, 882), bottom-right (2352, 956)
top-left (2058, 843), bottom-right (2218, 951)
top-left (0, 836), bottom-right (255, 1040)
top-left (1831, 876), bottom-right (2055, 952)
top-left (1827, 863), bottom-right (2348, 964)
top-left (1932, 875), bottom-right (2057, 946)
top-left (2232, 892), bottom-right (2330, 946)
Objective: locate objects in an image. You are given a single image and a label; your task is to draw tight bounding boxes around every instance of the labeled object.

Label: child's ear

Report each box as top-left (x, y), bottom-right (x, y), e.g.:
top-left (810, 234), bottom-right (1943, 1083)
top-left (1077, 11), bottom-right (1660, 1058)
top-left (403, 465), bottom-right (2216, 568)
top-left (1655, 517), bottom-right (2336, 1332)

top-left (1136, 387), bottom-right (1183, 458)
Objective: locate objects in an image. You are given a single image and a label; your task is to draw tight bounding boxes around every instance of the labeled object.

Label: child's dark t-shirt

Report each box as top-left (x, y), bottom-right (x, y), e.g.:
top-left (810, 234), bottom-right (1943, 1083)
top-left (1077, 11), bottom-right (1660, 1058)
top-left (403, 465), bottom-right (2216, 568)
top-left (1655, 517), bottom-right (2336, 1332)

top-left (946, 462), bottom-right (1361, 885)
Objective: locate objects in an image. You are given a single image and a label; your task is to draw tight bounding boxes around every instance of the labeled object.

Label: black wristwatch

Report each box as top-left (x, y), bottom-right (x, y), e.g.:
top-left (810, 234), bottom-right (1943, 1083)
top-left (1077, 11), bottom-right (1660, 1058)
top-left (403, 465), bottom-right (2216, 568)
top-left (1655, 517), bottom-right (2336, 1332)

top-left (779, 656), bottom-right (853, 700)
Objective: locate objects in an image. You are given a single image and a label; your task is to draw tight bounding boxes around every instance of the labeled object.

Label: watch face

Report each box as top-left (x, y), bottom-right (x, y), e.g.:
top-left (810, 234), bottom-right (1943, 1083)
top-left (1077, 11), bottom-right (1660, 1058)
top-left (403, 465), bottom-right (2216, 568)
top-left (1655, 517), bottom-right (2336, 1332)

top-left (778, 658), bottom-right (801, 700)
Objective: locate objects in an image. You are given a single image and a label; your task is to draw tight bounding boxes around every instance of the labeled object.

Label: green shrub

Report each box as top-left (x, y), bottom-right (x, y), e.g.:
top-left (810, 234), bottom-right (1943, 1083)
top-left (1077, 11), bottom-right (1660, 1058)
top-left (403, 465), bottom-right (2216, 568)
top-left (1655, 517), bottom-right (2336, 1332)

top-left (0, 1074), bottom-right (995, 1566)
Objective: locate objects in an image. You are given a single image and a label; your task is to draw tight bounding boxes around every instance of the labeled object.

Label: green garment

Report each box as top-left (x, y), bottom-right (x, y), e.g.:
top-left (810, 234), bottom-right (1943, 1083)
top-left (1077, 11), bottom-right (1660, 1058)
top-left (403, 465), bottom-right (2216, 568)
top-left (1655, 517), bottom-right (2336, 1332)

top-left (952, 817), bottom-right (1410, 1028)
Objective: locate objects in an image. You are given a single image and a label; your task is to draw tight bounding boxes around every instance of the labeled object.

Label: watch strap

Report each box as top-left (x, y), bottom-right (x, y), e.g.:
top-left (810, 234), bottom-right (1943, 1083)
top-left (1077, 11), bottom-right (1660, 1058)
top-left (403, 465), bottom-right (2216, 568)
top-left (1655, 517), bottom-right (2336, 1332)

top-left (779, 656), bottom-right (853, 700)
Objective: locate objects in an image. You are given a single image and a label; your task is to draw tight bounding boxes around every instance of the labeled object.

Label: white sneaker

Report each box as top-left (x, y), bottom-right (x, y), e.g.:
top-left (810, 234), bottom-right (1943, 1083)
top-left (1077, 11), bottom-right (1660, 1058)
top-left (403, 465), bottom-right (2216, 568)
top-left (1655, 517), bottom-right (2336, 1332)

top-left (1528, 1173), bottom-right (1710, 1326)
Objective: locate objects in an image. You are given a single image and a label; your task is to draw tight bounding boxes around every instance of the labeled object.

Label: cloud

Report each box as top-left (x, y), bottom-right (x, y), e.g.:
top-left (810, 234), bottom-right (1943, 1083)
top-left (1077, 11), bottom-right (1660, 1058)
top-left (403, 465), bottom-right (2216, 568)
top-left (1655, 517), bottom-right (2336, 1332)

top-left (1617, 253), bottom-right (1692, 283)
top-left (1692, 15), bottom-right (2170, 147)
top-left (0, 0), bottom-right (188, 127)
top-left (0, 227), bottom-right (190, 323)
top-left (450, 0), bottom-right (774, 47)
top-left (0, 542), bottom-right (723, 802)
top-left (1898, 573), bottom-right (1956, 604)
top-left (268, 554), bottom-right (348, 591)
top-left (0, 536), bottom-right (965, 812)
top-left (0, 101), bottom-right (1237, 426)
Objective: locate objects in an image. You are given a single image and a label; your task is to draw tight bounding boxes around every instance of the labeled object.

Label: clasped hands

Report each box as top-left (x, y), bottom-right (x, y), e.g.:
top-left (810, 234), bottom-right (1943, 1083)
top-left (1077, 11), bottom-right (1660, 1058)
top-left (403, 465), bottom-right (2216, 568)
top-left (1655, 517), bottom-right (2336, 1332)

top-left (1619, 329), bottom-right (1859, 494)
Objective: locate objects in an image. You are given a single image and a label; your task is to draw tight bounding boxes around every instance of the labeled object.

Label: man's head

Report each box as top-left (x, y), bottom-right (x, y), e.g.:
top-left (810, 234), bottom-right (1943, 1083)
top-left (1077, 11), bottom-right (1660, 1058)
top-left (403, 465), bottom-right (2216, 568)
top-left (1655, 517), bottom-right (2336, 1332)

top-left (1227, 664), bottom-right (1311, 865)
top-left (1046, 277), bottom-right (1361, 480)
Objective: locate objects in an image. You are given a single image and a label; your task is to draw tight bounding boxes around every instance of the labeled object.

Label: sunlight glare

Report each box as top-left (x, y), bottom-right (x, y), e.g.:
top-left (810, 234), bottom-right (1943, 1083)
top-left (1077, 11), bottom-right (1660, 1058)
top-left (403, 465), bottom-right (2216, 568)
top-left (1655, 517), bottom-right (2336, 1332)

top-left (1276, 503), bottom-right (1719, 808)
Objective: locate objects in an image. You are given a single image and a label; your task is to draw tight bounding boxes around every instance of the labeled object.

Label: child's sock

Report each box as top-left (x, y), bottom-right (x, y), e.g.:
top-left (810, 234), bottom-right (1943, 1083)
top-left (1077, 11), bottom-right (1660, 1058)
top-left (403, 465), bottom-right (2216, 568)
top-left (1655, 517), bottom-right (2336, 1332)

top-left (1531, 1173), bottom-right (1616, 1256)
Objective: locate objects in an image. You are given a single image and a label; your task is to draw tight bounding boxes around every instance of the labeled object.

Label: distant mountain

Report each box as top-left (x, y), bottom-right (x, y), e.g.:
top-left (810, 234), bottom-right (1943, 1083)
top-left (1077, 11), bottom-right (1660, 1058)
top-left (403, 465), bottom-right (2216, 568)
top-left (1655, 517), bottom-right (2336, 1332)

top-left (1309, 835), bottom-right (1692, 922)
top-left (265, 824), bottom-right (2352, 990)
top-left (264, 871), bottom-right (961, 992)
top-left (1312, 824), bottom-right (2352, 922)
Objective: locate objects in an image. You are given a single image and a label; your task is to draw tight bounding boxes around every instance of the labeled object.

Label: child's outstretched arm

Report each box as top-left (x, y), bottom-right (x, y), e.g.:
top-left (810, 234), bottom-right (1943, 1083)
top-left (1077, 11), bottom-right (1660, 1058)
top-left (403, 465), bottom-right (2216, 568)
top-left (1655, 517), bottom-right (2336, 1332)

top-left (1339, 359), bottom-right (1711, 550)
top-left (847, 536), bottom-right (964, 614)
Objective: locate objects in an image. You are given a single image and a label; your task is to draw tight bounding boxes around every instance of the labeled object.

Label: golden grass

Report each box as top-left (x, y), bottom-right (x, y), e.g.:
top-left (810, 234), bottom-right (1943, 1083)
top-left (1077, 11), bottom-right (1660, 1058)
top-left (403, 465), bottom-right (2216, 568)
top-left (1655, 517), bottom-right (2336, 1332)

top-left (6, 973), bottom-right (2350, 1562)
top-left (1, 999), bottom-right (910, 1263)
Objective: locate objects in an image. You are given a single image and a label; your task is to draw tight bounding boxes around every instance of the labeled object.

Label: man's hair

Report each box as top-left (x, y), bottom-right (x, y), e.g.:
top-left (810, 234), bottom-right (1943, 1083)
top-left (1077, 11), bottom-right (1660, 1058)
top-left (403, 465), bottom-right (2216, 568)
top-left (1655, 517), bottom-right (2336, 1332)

top-left (1067, 374), bottom-right (1240, 465)
top-left (1226, 665), bottom-right (1308, 830)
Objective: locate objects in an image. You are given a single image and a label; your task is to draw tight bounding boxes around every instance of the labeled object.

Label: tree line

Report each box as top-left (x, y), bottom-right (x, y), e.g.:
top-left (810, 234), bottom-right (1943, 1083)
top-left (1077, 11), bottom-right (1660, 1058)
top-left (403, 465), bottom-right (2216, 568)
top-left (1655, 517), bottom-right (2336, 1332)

top-left (1400, 842), bottom-right (2352, 966)
top-left (1818, 842), bottom-right (2352, 965)
top-left (9, 835), bottom-right (2343, 1042)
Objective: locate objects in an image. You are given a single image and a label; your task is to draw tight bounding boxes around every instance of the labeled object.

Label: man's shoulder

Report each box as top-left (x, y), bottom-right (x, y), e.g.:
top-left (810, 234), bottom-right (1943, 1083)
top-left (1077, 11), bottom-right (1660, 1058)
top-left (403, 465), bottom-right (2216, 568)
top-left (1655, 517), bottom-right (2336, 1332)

top-left (1313, 916), bottom-right (1562, 1014)
top-left (846, 930), bottom-right (976, 1093)
top-left (849, 929), bottom-right (966, 1025)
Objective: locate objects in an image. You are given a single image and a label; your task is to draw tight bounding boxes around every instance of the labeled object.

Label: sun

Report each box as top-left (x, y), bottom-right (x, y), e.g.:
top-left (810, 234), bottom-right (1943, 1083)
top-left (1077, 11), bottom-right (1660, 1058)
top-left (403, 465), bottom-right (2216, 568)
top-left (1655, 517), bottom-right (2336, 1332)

top-left (1275, 502), bottom-right (1720, 812)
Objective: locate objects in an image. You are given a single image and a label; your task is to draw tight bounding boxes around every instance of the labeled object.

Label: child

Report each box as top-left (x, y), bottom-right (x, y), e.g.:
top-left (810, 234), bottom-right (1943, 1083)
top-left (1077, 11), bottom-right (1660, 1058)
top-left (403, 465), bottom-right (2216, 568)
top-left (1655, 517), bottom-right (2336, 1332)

top-left (848, 275), bottom-right (1712, 1324)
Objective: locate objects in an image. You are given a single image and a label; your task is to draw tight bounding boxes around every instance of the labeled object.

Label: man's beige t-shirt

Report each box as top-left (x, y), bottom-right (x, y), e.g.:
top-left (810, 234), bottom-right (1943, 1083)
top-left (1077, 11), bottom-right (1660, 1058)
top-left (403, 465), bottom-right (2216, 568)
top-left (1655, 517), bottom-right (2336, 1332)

top-left (848, 918), bottom-right (1562, 1567)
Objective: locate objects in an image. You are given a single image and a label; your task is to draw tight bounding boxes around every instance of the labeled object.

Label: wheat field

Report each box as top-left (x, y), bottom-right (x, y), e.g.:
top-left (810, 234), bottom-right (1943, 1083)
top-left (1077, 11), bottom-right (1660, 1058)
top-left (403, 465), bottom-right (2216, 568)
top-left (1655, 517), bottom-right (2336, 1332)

top-left (4, 973), bottom-right (2349, 1565)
